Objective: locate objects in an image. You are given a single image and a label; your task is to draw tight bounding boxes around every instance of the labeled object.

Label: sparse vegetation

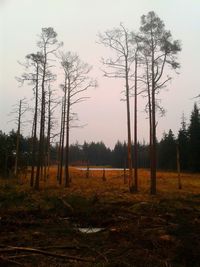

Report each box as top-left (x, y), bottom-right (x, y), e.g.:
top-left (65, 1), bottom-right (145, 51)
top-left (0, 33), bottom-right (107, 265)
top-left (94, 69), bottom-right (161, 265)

top-left (0, 168), bottom-right (200, 266)
top-left (1, 4), bottom-right (200, 267)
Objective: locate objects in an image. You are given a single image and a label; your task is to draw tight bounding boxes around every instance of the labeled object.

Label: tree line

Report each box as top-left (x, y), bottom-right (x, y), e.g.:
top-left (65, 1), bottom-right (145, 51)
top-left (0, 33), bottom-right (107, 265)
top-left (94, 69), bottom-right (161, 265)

top-left (1, 102), bottom-right (199, 177)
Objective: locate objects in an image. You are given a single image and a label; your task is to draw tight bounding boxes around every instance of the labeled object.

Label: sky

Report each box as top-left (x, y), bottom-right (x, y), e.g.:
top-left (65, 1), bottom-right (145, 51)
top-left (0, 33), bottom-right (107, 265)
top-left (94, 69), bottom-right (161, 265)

top-left (0, 0), bottom-right (200, 148)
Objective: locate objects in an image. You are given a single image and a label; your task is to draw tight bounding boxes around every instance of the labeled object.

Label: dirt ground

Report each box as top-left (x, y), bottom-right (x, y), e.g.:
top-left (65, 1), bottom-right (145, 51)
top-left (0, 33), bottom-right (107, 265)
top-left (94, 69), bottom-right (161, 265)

top-left (0, 168), bottom-right (200, 266)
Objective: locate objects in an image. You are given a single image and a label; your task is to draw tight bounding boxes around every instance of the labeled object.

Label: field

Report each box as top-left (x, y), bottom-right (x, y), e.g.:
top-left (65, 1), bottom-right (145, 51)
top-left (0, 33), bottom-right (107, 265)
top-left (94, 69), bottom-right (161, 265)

top-left (0, 167), bottom-right (200, 266)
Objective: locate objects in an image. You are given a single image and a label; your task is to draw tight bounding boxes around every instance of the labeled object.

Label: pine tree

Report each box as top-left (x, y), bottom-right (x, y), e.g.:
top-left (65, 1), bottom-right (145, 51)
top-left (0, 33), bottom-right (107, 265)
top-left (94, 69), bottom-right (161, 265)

top-left (158, 129), bottom-right (176, 170)
top-left (178, 114), bottom-right (189, 170)
top-left (188, 103), bottom-right (200, 172)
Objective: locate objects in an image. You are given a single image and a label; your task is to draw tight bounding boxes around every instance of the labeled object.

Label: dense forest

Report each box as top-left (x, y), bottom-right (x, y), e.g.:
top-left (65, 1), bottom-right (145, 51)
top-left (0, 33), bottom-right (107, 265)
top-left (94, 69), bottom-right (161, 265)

top-left (1, 102), bottom-right (200, 176)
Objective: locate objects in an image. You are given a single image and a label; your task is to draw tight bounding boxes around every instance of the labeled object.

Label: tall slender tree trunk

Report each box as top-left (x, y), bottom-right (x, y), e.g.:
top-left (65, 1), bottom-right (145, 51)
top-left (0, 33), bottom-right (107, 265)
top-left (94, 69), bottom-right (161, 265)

top-left (46, 85), bottom-right (51, 180)
top-left (65, 80), bottom-right (70, 187)
top-left (57, 97), bottom-right (64, 181)
top-left (145, 56), bottom-right (153, 176)
top-left (14, 99), bottom-right (22, 178)
top-left (176, 143), bottom-right (182, 189)
top-left (134, 55), bottom-right (138, 192)
top-left (59, 79), bottom-right (67, 185)
top-left (125, 57), bottom-right (133, 191)
top-left (35, 52), bottom-right (47, 190)
top-left (30, 64), bottom-right (39, 187)
top-left (150, 41), bottom-right (157, 195)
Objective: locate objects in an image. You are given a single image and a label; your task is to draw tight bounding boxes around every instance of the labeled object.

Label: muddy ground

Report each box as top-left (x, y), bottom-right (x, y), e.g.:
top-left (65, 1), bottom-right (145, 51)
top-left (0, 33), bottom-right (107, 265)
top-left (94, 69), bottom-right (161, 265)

top-left (0, 185), bottom-right (200, 267)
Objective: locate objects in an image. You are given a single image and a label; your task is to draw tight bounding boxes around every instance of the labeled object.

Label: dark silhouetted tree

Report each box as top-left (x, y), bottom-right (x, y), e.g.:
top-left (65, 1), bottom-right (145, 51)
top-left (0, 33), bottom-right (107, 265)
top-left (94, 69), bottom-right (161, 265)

top-left (178, 114), bottom-right (189, 170)
top-left (188, 103), bottom-right (200, 172)
top-left (158, 129), bottom-right (176, 170)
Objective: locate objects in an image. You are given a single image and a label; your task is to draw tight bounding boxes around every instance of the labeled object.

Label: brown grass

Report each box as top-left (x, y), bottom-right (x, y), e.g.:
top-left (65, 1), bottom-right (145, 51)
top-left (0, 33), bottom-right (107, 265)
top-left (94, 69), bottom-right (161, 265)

top-left (16, 166), bottom-right (200, 199)
top-left (0, 167), bottom-right (200, 266)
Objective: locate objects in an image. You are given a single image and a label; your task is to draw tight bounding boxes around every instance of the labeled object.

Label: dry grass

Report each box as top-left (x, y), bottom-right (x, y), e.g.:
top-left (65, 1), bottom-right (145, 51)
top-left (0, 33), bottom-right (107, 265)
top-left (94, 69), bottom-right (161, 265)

top-left (13, 166), bottom-right (200, 200)
top-left (1, 166), bottom-right (199, 213)
top-left (0, 167), bottom-right (200, 266)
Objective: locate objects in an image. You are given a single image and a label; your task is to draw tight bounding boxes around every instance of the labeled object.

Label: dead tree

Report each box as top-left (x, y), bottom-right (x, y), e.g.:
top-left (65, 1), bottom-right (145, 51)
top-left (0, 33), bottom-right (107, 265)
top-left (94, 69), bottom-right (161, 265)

top-left (35, 27), bottom-right (62, 190)
top-left (9, 98), bottom-right (28, 178)
top-left (130, 33), bottom-right (142, 192)
top-left (59, 51), bottom-right (96, 187)
top-left (57, 97), bottom-right (65, 184)
top-left (58, 79), bottom-right (67, 185)
top-left (98, 24), bottom-right (136, 192)
top-left (16, 52), bottom-right (43, 186)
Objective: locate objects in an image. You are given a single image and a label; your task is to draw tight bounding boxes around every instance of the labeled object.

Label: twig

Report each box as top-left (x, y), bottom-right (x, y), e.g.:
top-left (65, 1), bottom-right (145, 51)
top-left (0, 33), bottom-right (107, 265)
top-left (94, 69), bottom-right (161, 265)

top-left (0, 255), bottom-right (24, 266)
top-left (0, 246), bottom-right (94, 263)
top-left (58, 198), bottom-right (74, 213)
top-left (8, 254), bottom-right (38, 259)
top-left (38, 245), bottom-right (81, 250)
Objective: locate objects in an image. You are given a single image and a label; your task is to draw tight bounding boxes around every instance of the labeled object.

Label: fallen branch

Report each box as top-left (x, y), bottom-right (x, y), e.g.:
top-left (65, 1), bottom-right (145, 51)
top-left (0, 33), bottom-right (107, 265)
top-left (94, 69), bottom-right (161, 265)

top-left (38, 245), bottom-right (81, 250)
top-left (0, 246), bottom-right (94, 263)
top-left (8, 254), bottom-right (38, 259)
top-left (0, 255), bottom-right (23, 266)
top-left (58, 198), bottom-right (74, 213)
top-left (39, 244), bottom-right (108, 263)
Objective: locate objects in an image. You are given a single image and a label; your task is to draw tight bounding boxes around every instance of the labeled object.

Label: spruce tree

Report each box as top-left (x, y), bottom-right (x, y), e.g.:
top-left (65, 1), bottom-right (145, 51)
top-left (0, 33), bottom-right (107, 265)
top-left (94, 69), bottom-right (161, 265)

top-left (188, 103), bottom-right (200, 172)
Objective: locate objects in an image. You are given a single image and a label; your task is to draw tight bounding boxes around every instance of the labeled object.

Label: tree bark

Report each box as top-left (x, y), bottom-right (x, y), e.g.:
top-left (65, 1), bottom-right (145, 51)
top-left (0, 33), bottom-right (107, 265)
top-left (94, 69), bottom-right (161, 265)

top-left (59, 79), bottom-right (67, 185)
top-left (133, 55), bottom-right (138, 192)
top-left (35, 48), bottom-right (47, 190)
top-left (176, 143), bottom-right (182, 189)
top-left (125, 56), bottom-right (133, 191)
top-left (14, 100), bottom-right (22, 178)
top-left (150, 34), bottom-right (156, 195)
top-left (30, 63), bottom-right (39, 187)
top-left (65, 78), bottom-right (70, 187)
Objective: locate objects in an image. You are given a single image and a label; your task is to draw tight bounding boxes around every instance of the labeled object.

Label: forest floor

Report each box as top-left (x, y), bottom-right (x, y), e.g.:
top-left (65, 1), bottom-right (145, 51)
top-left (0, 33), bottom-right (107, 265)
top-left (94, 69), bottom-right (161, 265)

top-left (0, 167), bottom-right (200, 267)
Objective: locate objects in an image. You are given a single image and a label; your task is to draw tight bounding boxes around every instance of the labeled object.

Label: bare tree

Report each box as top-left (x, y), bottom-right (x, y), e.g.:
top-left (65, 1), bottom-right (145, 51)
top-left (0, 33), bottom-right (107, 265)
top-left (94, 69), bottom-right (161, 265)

top-left (35, 27), bottom-right (62, 190)
top-left (16, 52), bottom-right (43, 186)
top-left (45, 83), bottom-right (59, 180)
top-left (57, 96), bottom-right (65, 184)
top-left (130, 33), bottom-right (143, 192)
top-left (98, 24), bottom-right (137, 192)
top-left (59, 52), bottom-right (96, 187)
top-left (9, 98), bottom-right (28, 178)
top-left (139, 11), bottom-right (181, 194)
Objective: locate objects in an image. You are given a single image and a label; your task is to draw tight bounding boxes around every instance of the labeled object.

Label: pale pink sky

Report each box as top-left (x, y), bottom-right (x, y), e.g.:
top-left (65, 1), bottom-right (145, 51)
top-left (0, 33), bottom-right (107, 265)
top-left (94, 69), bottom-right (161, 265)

top-left (0, 0), bottom-right (200, 148)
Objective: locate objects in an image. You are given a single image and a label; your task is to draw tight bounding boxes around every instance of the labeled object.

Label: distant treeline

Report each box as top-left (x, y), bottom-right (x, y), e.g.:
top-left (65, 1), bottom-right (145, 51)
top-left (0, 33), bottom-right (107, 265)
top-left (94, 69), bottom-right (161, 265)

top-left (0, 103), bottom-right (200, 175)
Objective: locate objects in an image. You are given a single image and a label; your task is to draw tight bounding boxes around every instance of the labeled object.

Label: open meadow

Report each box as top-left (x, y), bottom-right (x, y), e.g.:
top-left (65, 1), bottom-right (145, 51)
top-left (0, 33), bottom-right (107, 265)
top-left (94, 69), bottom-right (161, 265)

top-left (0, 167), bottom-right (200, 266)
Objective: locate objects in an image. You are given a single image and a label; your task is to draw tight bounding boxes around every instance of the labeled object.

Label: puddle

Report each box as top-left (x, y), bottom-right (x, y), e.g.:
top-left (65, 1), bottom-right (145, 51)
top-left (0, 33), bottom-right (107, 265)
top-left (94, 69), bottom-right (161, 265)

top-left (76, 167), bottom-right (127, 171)
top-left (77, 227), bottom-right (105, 234)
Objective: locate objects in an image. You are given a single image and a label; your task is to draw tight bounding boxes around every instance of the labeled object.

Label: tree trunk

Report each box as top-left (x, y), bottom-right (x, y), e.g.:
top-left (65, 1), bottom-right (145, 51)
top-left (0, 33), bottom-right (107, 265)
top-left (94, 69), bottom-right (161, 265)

top-left (150, 43), bottom-right (156, 195)
top-left (46, 85), bottom-right (51, 180)
top-left (35, 51), bottom-right (47, 190)
top-left (57, 98), bottom-right (64, 181)
top-left (65, 80), bottom-right (70, 187)
top-left (14, 99), bottom-right (22, 178)
top-left (30, 64), bottom-right (39, 187)
top-left (125, 57), bottom-right (133, 191)
top-left (133, 55), bottom-right (138, 192)
top-left (59, 80), bottom-right (67, 185)
top-left (176, 143), bottom-right (182, 189)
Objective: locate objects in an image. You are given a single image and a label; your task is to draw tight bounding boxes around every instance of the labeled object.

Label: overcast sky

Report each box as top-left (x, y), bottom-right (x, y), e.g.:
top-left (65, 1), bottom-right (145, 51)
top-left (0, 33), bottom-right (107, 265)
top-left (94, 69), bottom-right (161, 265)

top-left (0, 0), bottom-right (200, 148)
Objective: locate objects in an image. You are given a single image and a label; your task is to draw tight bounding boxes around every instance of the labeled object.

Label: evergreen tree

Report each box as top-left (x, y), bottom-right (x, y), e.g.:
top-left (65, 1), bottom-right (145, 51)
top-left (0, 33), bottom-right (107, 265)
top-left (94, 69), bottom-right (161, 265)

top-left (158, 129), bottom-right (176, 170)
top-left (188, 103), bottom-right (200, 172)
top-left (178, 114), bottom-right (189, 170)
top-left (112, 141), bottom-right (127, 168)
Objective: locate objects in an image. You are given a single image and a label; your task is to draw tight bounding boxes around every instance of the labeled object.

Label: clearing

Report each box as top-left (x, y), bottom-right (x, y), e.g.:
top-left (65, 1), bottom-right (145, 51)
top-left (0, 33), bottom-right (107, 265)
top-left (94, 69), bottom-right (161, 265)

top-left (0, 168), bottom-right (200, 266)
